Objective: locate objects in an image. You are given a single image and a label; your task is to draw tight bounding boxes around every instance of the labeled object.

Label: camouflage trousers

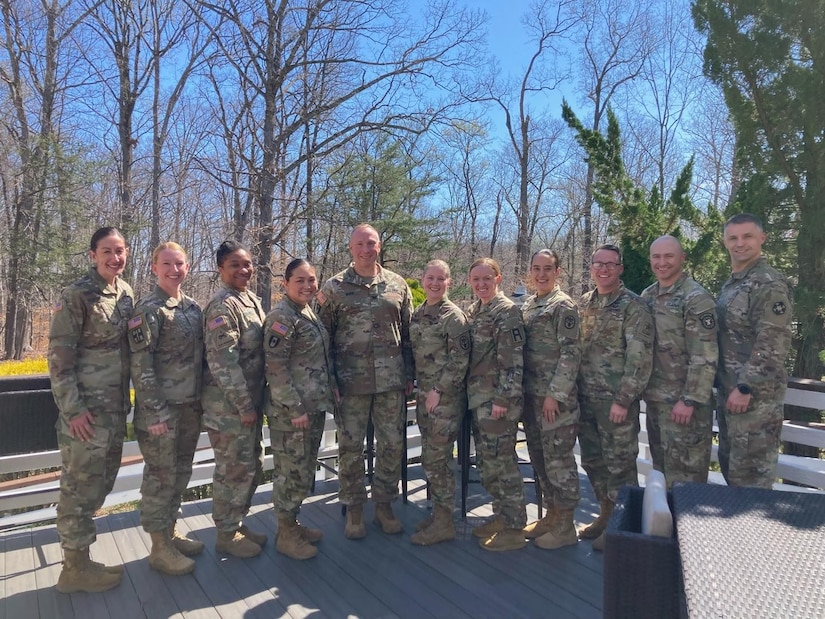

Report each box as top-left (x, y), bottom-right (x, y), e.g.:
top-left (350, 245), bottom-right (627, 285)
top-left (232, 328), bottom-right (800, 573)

top-left (717, 387), bottom-right (784, 488)
top-left (55, 411), bottom-right (126, 550)
top-left (472, 403), bottom-right (527, 529)
top-left (337, 390), bottom-right (405, 506)
top-left (417, 393), bottom-right (464, 510)
top-left (207, 417), bottom-right (264, 533)
top-left (269, 411), bottom-right (326, 515)
top-left (578, 397), bottom-right (640, 503)
top-left (522, 394), bottom-right (580, 511)
top-left (645, 401), bottom-right (712, 487)
top-left (136, 402), bottom-right (203, 532)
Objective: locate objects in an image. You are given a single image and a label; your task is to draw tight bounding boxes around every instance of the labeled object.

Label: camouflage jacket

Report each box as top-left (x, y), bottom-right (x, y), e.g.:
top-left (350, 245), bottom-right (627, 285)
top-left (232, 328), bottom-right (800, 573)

top-left (316, 264), bottom-right (414, 395)
top-left (642, 273), bottom-right (718, 405)
top-left (129, 286), bottom-right (204, 427)
top-left (521, 287), bottom-right (581, 407)
top-left (263, 297), bottom-right (336, 431)
top-left (467, 292), bottom-right (525, 410)
top-left (48, 266), bottom-right (134, 420)
top-left (202, 284), bottom-right (266, 429)
top-left (410, 298), bottom-right (471, 395)
top-left (716, 257), bottom-right (793, 395)
top-left (578, 283), bottom-right (654, 406)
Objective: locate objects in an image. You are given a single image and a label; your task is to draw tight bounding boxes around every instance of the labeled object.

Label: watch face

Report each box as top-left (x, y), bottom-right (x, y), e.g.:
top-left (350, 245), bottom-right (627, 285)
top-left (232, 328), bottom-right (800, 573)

top-left (737, 385), bottom-right (751, 395)
top-left (682, 399), bottom-right (696, 407)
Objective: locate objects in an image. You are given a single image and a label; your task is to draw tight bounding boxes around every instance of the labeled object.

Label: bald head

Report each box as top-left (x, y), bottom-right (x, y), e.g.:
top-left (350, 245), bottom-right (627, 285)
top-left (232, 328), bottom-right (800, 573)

top-left (650, 235), bottom-right (686, 287)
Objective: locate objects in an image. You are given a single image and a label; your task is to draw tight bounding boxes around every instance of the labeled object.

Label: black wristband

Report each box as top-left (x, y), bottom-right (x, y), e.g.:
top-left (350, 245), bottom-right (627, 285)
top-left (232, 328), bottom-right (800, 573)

top-left (736, 384), bottom-right (751, 395)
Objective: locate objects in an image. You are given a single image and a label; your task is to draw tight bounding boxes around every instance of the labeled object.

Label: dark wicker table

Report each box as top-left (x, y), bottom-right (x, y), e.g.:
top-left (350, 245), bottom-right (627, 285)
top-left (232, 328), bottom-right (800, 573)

top-left (672, 483), bottom-right (825, 619)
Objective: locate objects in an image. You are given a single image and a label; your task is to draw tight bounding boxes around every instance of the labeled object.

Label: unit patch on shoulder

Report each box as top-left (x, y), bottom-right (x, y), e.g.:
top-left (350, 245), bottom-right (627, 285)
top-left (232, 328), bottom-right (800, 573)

top-left (268, 335), bottom-right (281, 349)
top-left (511, 328), bottom-right (523, 343)
top-left (700, 312), bottom-right (716, 329)
top-left (772, 301), bottom-right (787, 315)
top-left (459, 333), bottom-right (471, 351)
top-left (563, 314), bottom-right (577, 330)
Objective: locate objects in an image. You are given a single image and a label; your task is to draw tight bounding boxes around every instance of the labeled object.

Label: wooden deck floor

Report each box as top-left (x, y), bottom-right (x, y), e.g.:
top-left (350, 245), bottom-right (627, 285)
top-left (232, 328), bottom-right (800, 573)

top-left (0, 467), bottom-right (604, 619)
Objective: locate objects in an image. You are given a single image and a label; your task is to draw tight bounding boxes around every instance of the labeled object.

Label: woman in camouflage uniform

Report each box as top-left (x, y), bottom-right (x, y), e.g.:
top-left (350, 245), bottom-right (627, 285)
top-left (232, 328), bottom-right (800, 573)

top-left (520, 249), bottom-right (582, 550)
top-left (49, 227), bottom-right (134, 593)
top-left (129, 242), bottom-right (204, 575)
top-left (409, 260), bottom-right (470, 546)
top-left (202, 241), bottom-right (267, 558)
top-left (466, 258), bottom-right (527, 552)
top-left (264, 258), bottom-right (335, 560)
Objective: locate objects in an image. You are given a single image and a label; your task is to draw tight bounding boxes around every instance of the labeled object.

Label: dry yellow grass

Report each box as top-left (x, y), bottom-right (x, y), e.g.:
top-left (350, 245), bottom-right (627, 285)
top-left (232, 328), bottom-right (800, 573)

top-left (0, 358), bottom-right (48, 376)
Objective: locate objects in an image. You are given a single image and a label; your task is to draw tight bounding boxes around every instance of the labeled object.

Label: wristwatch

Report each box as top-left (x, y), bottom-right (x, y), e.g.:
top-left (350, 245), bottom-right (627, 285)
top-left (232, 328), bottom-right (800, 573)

top-left (432, 387), bottom-right (443, 395)
top-left (681, 398), bottom-right (697, 408)
top-left (736, 384), bottom-right (752, 395)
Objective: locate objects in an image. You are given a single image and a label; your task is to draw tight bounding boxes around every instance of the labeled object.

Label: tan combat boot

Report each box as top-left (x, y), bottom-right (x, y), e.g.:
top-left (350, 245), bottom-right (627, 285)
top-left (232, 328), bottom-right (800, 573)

top-left (523, 508), bottom-right (558, 539)
top-left (238, 523), bottom-right (268, 546)
top-left (535, 509), bottom-right (578, 550)
top-left (215, 530), bottom-right (261, 558)
top-left (296, 520), bottom-right (323, 543)
top-left (471, 514), bottom-right (505, 539)
top-left (170, 523), bottom-right (204, 556)
top-left (344, 504), bottom-right (366, 540)
top-left (592, 531), bottom-right (606, 552)
top-left (414, 512), bottom-right (435, 532)
top-left (56, 548), bottom-right (122, 594)
top-left (578, 498), bottom-right (614, 540)
top-left (410, 505), bottom-right (455, 546)
top-left (478, 528), bottom-right (527, 552)
top-left (373, 502), bottom-right (403, 534)
top-left (276, 515), bottom-right (318, 560)
top-left (148, 531), bottom-right (195, 575)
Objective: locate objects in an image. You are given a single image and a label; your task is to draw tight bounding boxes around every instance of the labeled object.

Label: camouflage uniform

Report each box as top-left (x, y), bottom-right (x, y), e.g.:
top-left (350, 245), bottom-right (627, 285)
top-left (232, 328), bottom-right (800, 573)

top-left (467, 292), bottom-right (527, 529)
top-left (264, 297), bottom-right (336, 517)
top-left (642, 273), bottom-right (717, 486)
top-left (716, 257), bottom-right (793, 488)
top-left (202, 284), bottom-right (266, 533)
top-left (521, 288), bottom-right (581, 511)
top-left (49, 266), bottom-right (134, 550)
top-left (316, 264), bottom-right (414, 506)
top-left (410, 299), bottom-right (471, 511)
top-left (577, 283), bottom-right (653, 503)
top-left (129, 286), bottom-right (204, 533)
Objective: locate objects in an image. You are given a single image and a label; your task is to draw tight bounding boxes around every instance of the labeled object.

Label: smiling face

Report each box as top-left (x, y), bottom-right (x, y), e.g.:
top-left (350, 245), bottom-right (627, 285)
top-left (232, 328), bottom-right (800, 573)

top-left (422, 264), bottom-right (450, 305)
top-left (649, 237), bottom-right (685, 287)
top-left (590, 247), bottom-right (623, 295)
top-left (219, 249), bottom-right (254, 291)
top-left (349, 226), bottom-right (381, 276)
top-left (723, 221), bottom-right (766, 272)
top-left (284, 262), bottom-right (318, 307)
top-left (469, 264), bottom-right (501, 304)
top-left (90, 234), bottom-right (128, 285)
top-left (530, 253), bottom-right (560, 296)
top-left (152, 248), bottom-right (189, 297)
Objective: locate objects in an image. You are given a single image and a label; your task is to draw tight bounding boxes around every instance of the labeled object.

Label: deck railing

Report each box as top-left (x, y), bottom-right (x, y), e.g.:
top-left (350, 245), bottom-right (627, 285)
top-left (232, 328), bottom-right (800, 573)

top-left (1, 378), bottom-right (823, 528)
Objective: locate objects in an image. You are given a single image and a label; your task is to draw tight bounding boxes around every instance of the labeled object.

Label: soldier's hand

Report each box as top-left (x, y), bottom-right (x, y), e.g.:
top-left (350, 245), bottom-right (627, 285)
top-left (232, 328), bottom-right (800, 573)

top-left (491, 403), bottom-right (508, 419)
top-left (608, 403), bottom-right (628, 424)
top-left (425, 389), bottom-right (441, 414)
top-left (542, 396), bottom-right (560, 422)
top-left (671, 401), bottom-right (694, 426)
top-left (726, 390), bottom-right (751, 415)
top-left (148, 421), bottom-right (169, 436)
top-left (291, 413), bottom-right (309, 429)
top-left (68, 411), bottom-right (96, 442)
top-left (240, 411), bottom-right (258, 427)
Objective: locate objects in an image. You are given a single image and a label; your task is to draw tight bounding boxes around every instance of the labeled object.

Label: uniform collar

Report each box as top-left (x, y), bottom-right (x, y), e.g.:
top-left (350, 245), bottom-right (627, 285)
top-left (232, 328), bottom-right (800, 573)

top-left (590, 282), bottom-right (626, 307)
top-left (344, 263), bottom-right (387, 286)
top-left (731, 256), bottom-right (767, 280)
top-left (653, 272), bottom-right (688, 296)
top-left (88, 266), bottom-right (120, 295)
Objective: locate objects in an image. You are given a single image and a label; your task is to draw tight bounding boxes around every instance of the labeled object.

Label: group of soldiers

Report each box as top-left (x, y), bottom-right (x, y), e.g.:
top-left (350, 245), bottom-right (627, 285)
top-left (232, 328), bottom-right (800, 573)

top-left (46, 212), bottom-right (793, 592)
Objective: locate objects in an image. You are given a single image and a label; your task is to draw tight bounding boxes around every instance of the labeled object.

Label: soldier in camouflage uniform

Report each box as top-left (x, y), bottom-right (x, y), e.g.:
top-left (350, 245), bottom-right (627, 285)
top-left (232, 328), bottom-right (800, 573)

top-left (578, 244), bottom-right (653, 549)
top-left (129, 242), bottom-right (204, 576)
top-left (202, 241), bottom-right (267, 558)
top-left (466, 258), bottom-right (528, 552)
top-left (264, 259), bottom-right (336, 560)
top-left (409, 260), bottom-right (471, 546)
top-left (642, 236), bottom-right (717, 487)
top-left (716, 214), bottom-right (793, 488)
top-left (49, 227), bottom-right (133, 593)
top-left (316, 224), bottom-right (415, 539)
top-left (520, 250), bottom-right (582, 550)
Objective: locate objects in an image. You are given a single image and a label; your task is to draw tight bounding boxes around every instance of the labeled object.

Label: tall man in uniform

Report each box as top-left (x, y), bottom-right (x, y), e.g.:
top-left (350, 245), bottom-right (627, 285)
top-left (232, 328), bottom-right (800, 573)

top-left (577, 244), bottom-right (654, 547)
top-left (317, 224), bottom-right (415, 539)
top-left (716, 213), bottom-right (793, 488)
top-left (642, 235), bottom-right (718, 486)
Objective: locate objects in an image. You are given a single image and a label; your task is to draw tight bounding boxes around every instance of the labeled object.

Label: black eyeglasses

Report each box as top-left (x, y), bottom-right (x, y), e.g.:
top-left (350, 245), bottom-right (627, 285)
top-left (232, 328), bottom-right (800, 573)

top-left (591, 261), bottom-right (621, 270)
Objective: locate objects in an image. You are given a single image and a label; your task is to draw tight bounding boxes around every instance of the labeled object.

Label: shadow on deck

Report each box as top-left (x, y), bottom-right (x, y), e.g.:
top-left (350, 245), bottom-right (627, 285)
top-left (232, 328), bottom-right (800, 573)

top-left (1, 467), bottom-right (604, 619)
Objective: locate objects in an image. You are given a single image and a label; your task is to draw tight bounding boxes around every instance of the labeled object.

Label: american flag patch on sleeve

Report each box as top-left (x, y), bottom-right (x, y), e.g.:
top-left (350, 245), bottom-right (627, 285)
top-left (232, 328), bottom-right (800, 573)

top-left (316, 290), bottom-right (327, 305)
top-left (271, 321), bottom-right (289, 335)
top-left (208, 316), bottom-right (227, 331)
top-left (128, 315), bottom-right (143, 329)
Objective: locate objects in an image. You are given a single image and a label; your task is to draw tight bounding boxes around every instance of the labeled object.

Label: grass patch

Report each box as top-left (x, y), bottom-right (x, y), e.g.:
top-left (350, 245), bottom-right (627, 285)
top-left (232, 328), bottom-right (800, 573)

top-left (0, 358), bottom-right (48, 376)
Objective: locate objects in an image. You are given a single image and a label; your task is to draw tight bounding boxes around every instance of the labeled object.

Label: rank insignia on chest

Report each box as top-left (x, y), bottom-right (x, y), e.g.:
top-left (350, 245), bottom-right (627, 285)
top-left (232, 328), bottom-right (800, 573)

top-left (772, 301), bottom-right (786, 315)
top-left (700, 313), bottom-right (716, 329)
